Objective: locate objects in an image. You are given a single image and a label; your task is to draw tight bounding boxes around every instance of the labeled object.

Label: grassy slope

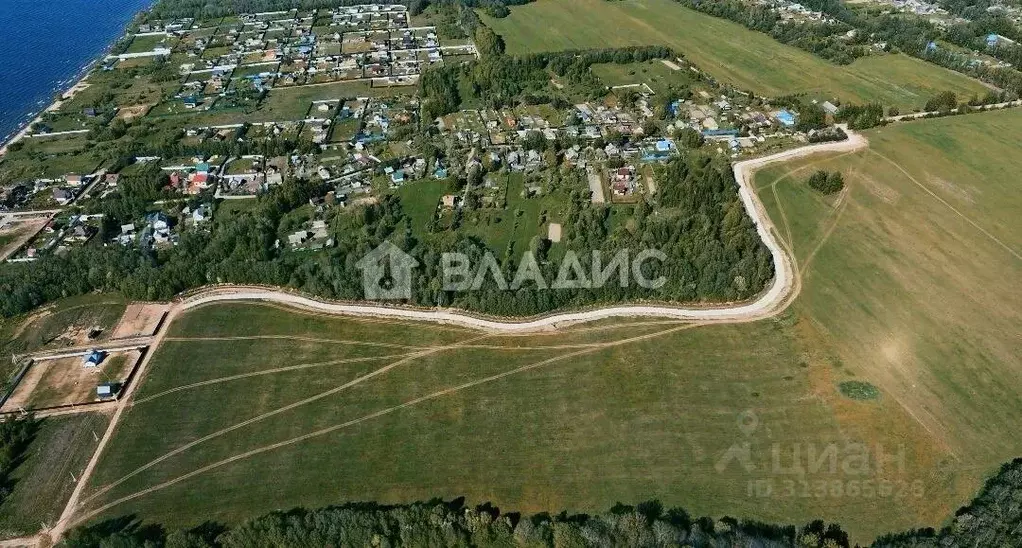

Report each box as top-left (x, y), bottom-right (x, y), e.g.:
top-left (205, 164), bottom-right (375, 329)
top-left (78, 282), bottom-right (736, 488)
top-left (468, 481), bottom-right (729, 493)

top-left (0, 413), bottom-right (110, 538)
top-left (77, 112), bottom-right (1021, 542)
top-left (754, 109), bottom-right (1022, 533)
top-left (481, 0), bottom-right (989, 111)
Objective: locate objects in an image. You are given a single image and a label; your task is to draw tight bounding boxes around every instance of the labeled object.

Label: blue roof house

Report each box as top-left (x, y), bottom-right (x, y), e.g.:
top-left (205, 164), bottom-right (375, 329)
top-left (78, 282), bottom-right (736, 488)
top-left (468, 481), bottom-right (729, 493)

top-left (83, 350), bottom-right (105, 368)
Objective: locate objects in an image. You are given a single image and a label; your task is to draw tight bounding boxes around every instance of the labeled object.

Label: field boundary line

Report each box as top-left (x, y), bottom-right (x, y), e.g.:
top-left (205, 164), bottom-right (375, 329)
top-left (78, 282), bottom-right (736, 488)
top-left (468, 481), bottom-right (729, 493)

top-left (870, 149), bottom-right (1021, 261)
top-left (163, 335), bottom-right (428, 350)
top-left (79, 334), bottom-right (492, 508)
top-left (73, 323), bottom-right (704, 524)
top-left (133, 354), bottom-right (417, 406)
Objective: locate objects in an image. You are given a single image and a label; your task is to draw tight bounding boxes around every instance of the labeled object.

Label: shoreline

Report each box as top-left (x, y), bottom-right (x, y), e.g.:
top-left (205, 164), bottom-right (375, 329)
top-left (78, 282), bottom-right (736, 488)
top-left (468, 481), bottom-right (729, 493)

top-left (0, 74), bottom-right (95, 158)
top-left (0, 2), bottom-right (155, 159)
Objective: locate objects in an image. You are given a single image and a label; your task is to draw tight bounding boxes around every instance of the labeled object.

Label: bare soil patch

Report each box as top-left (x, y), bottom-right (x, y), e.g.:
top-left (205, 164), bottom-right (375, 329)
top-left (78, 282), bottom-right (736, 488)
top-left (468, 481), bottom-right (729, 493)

top-left (110, 304), bottom-right (169, 339)
top-left (116, 104), bottom-right (153, 121)
top-left (2, 351), bottom-right (139, 411)
top-left (0, 219), bottom-right (47, 261)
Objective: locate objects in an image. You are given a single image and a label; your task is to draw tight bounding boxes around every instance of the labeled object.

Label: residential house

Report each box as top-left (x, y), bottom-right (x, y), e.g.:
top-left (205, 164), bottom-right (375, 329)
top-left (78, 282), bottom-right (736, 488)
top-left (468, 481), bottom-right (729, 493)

top-left (52, 188), bottom-right (73, 205)
top-left (83, 350), bottom-right (105, 368)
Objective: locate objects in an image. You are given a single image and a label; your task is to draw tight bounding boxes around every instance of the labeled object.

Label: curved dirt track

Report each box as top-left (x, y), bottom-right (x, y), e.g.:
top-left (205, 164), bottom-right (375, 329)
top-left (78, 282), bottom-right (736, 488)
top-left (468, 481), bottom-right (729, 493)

top-left (44, 130), bottom-right (867, 546)
top-left (175, 129), bottom-right (867, 332)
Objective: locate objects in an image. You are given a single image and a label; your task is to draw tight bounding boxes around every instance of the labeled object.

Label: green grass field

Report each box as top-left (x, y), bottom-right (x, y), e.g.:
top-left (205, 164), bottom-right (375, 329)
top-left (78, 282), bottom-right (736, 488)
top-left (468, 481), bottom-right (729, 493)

top-left (0, 294), bottom-right (127, 356)
top-left (591, 60), bottom-right (704, 95)
top-left (75, 111), bottom-right (1022, 542)
top-left (481, 0), bottom-right (989, 110)
top-left (0, 413), bottom-right (109, 539)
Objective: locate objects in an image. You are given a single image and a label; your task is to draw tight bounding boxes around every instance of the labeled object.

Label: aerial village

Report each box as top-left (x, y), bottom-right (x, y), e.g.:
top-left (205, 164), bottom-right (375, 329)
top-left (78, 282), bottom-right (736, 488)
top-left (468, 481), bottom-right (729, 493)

top-left (0, 3), bottom-right (838, 261)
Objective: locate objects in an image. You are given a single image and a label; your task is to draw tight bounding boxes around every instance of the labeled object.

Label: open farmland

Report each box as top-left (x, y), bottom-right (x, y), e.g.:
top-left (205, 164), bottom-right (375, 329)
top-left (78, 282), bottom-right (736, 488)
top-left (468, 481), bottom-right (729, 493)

top-left (481, 0), bottom-right (989, 111)
top-left (67, 110), bottom-right (1022, 543)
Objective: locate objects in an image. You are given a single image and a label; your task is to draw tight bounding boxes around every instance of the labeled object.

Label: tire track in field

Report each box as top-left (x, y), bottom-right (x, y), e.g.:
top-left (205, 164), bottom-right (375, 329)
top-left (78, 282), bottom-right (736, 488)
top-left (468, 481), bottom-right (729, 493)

top-left (163, 335), bottom-right (428, 350)
top-left (870, 149), bottom-right (1022, 262)
top-left (132, 354), bottom-right (417, 406)
top-left (74, 323), bottom-right (706, 524)
top-left (80, 333), bottom-right (494, 507)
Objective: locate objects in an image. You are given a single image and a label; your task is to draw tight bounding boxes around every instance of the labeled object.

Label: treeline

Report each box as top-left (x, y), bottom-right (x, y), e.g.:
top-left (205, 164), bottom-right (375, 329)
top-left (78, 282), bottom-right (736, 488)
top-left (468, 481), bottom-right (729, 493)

top-left (0, 416), bottom-right (36, 509)
top-left (420, 45), bottom-right (675, 119)
top-left (57, 456), bottom-right (1022, 547)
top-left (673, 0), bottom-right (868, 65)
top-left (678, 0), bottom-right (1022, 99)
top-left (62, 500), bottom-right (852, 548)
top-left (874, 457), bottom-right (1022, 547)
top-left (799, 0), bottom-right (1022, 97)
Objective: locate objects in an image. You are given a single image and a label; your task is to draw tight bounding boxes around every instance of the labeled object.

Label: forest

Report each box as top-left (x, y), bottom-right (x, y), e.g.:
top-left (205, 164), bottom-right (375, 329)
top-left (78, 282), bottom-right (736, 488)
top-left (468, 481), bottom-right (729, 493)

top-left (0, 148), bottom-right (772, 318)
top-left (57, 457), bottom-right (1022, 547)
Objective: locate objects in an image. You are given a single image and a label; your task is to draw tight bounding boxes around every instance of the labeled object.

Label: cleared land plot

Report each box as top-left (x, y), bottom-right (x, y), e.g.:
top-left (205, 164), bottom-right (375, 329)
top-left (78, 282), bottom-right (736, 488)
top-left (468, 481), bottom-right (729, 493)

top-left (481, 0), bottom-right (989, 110)
top-left (0, 219), bottom-right (47, 261)
top-left (1, 296), bottom-right (127, 356)
top-left (125, 34), bottom-right (172, 54)
top-left (591, 60), bottom-right (703, 95)
top-left (0, 412), bottom-right (110, 539)
top-left (109, 303), bottom-right (169, 339)
top-left (2, 350), bottom-right (138, 411)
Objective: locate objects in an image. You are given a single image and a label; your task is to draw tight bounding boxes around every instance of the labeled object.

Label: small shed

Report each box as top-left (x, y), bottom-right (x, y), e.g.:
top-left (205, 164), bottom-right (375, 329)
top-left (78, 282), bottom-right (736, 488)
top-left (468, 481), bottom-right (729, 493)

top-left (97, 383), bottom-right (118, 399)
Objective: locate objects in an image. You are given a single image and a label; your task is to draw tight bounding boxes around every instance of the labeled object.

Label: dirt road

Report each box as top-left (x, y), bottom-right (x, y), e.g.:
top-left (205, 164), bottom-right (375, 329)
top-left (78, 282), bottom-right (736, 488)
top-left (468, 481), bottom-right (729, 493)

top-left (40, 129), bottom-right (869, 546)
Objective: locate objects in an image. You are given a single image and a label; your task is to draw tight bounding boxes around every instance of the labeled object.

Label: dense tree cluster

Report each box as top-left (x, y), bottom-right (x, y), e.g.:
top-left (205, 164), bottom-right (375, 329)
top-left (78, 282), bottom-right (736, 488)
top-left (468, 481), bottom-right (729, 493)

top-left (420, 46), bottom-right (675, 119)
top-left (806, 170), bottom-right (844, 194)
top-left (61, 500), bottom-right (852, 548)
top-left (923, 90), bottom-right (961, 113)
top-left (0, 416), bottom-right (36, 508)
top-left (0, 151), bottom-right (772, 318)
top-left (834, 103), bottom-right (885, 129)
top-left (56, 457), bottom-right (1022, 547)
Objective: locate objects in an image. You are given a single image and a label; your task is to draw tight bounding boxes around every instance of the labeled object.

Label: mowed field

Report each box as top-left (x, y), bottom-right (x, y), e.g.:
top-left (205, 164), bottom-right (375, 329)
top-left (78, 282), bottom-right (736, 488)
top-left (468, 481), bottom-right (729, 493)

top-left (74, 111), bottom-right (1021, 542)
top-left (481, 0), bottom-right (989, 111)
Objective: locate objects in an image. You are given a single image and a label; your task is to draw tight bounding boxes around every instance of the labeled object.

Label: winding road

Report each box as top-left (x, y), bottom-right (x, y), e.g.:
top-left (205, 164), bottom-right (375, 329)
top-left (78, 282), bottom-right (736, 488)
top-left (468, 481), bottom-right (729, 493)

top-left (37, 129), bottom-right (869, 546)
top-left (171, 128), bottom-right (867, 331)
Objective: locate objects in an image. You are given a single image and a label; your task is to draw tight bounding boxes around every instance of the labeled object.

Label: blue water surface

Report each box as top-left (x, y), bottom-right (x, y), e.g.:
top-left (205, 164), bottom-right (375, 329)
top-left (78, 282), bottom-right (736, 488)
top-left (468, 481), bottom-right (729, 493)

top-left (0, 0), bottom-right (153, 141)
